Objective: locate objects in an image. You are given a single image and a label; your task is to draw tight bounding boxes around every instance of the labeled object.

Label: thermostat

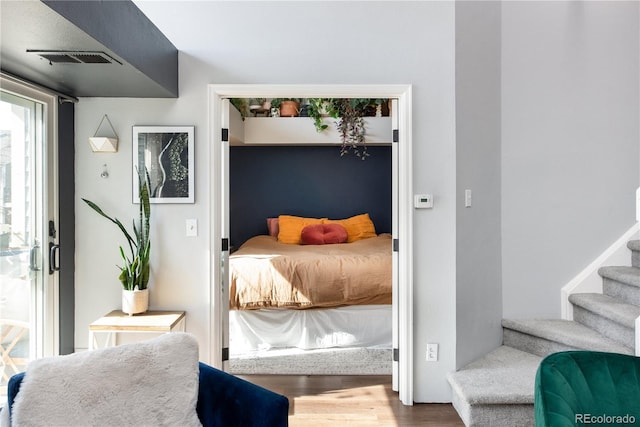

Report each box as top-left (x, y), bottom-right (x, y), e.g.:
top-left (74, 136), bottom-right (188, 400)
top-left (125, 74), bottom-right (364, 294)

top-left (414, 194), bottom-right (433, 209)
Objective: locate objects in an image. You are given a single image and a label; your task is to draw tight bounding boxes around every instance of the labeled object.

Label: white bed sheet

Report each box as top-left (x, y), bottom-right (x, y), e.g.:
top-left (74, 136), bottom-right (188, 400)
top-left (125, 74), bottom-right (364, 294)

top-left (229, 305), bottom-right (392, 355)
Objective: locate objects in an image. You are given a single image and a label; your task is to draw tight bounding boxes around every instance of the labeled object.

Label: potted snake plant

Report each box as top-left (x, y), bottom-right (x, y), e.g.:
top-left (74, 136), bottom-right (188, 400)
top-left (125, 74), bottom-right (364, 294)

top-left (82, 169), bottom-right (151, 315)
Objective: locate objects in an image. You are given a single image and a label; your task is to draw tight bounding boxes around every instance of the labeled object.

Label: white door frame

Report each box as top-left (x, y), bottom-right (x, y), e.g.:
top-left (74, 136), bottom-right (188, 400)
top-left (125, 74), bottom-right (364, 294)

top-left (0, 75), bottom-right (60, 360)
top-left (208, 84), bottom-right (413, 405)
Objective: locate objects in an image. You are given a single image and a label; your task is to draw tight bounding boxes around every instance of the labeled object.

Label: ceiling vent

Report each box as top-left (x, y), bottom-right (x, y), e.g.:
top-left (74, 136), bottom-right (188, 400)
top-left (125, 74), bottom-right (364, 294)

top-left (27, 50), bottom-right (122, 65)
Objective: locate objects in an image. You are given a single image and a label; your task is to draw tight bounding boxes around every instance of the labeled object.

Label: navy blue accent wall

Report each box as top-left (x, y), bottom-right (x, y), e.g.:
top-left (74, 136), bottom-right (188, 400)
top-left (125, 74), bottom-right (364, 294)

top-left (230, 145), bottom-right (392, 248)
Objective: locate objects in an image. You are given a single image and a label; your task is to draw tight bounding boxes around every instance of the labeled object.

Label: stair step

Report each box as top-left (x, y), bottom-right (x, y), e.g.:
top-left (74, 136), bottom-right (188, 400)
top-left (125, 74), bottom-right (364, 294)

top-left (569, 293), bottom-right (640, 327)
top-left (598, 266), bottom-right (640, 288)
top-left (598, 266), bottom-right (640, 305)
top-left (627, 240), bottom-right (640, 267)
top-left (570, 293), bottom-right (639, 348)
top-left (502, 318), bottom-right (634, 357)
top-left (447, 346), bottom-right (540, 426)
top-left (448, 345), bottom-right (541, 405)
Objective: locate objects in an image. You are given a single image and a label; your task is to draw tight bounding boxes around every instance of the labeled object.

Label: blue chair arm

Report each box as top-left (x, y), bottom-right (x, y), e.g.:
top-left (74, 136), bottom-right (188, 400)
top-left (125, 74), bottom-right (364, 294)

top-left (7, 371), bottom-right (25, 419)
top-left (197, 362), bottom-right (289, 427)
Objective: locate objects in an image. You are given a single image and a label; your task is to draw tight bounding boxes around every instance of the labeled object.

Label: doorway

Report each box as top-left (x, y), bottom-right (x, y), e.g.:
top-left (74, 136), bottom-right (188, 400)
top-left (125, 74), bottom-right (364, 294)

top-left (209, 84), bottom-right (414, 405)
top-left (0, 75), bottom-right (60, 396)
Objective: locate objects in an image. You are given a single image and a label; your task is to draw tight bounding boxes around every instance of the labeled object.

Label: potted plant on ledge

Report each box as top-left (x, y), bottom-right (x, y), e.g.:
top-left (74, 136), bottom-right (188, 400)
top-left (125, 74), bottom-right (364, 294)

top-left (82, 170), bottom-right (151, 315)
top-left (271, 98), bottom-right (301, 117)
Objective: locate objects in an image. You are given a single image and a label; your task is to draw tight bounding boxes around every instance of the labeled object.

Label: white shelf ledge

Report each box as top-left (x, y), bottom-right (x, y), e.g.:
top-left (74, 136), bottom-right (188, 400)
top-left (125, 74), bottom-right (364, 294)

top-left (228, 106), bottom-right (392, 146)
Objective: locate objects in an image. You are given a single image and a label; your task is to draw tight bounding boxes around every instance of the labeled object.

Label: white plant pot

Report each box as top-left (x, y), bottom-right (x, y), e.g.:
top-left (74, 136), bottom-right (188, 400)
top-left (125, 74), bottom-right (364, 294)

top-left (122, 288), bottom-right (149, 315)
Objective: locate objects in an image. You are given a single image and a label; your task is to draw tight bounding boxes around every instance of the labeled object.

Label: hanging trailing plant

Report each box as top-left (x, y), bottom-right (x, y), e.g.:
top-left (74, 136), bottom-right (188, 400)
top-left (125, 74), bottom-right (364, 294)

top-left (333, 99), bottom-right (368, 159)
top-left (306, 98), bottom-right (389, 159)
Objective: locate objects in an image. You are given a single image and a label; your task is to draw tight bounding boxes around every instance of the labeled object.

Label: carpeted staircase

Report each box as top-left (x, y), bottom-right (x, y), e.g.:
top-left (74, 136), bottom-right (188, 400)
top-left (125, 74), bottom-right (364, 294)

top-left (448, 239), bottom-right (640, 426)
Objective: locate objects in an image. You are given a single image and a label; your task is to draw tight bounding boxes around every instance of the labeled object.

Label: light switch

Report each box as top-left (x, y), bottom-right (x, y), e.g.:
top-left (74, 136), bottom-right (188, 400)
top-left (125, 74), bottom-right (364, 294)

top-left (426, 343), bottom-right (439, 362)
top-left (465, 189), bottom-right (472, 208)
top-left (186, 219), bottom-right (198, 237)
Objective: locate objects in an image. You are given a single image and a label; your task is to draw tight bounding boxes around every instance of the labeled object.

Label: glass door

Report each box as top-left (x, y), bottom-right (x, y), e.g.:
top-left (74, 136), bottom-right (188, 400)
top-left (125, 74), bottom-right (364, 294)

top-left (0, 79), bottom-right (58, 397)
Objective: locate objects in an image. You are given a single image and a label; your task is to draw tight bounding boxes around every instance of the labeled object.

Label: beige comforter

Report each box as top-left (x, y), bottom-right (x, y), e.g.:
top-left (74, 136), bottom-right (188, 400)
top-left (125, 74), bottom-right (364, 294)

top-left (229, 234), bottom-right (392, 309)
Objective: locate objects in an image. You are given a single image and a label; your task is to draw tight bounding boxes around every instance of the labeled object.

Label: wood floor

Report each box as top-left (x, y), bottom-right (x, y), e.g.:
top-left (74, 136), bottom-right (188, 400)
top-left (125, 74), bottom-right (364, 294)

top-left (239, 375), bottom-right (465, 427)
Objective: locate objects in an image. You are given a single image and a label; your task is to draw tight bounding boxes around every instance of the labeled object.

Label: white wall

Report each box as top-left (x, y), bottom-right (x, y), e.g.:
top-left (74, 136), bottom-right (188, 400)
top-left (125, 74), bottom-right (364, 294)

top-left (75, 97), bottom-right (212, 355)
top-left (74, 0), bottom-right (640, 404)
top-left (501, 1), bottom-right (640, 318)
top-left (77, 1), bottom-right (457, 402)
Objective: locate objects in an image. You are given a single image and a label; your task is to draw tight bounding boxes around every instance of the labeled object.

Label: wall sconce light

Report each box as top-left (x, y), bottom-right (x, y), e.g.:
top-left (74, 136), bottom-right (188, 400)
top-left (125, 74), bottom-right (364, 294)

top-left (88, 114), bottom-right (119, 153)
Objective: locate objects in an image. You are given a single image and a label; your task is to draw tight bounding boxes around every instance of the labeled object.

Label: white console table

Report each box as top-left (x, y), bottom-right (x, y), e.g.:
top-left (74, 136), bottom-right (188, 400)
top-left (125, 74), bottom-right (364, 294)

top-left (88, 310), bottom-right (186, 350)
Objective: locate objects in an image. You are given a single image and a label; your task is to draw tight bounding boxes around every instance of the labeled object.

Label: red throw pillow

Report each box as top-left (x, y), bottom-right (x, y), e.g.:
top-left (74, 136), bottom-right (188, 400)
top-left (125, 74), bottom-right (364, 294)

top-left (301, 223), bottom-right (348, 245)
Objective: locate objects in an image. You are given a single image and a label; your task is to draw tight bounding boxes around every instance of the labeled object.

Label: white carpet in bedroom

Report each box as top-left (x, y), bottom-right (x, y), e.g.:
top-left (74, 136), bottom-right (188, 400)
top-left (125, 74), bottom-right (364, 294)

top-left (228, 347), bottom-right (392, 375)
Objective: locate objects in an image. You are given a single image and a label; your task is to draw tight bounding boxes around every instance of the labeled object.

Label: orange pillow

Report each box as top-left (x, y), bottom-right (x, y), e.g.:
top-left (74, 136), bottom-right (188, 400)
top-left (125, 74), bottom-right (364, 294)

top-left (277, 215), bottom-right (324, 244)
top-left (324, 213), bottom-right (376, 243)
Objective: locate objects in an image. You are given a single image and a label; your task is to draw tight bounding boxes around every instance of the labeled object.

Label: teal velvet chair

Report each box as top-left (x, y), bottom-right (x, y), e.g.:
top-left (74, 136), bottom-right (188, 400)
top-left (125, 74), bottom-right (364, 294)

top-left (535, 351), bottom-right (640, 427)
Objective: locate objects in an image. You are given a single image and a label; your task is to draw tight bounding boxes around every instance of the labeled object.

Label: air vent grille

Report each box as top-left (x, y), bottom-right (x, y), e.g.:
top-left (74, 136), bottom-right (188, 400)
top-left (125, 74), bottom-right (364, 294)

top-left (73, 53), bottom-right (113, 64)
top-left (27, 50), bottom-right (122, 65)
top-left (39, 54), bottom-right (81, 64)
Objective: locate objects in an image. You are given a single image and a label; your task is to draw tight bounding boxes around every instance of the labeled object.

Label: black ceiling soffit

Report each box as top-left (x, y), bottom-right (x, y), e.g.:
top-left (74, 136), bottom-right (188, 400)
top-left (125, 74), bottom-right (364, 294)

top-left (0, 0), bottom-right (178, 98)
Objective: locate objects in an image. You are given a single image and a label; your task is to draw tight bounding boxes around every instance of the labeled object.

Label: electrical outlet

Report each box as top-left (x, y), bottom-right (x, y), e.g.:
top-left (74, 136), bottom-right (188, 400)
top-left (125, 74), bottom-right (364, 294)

top-left (426, 343), bottom-right (439, 362)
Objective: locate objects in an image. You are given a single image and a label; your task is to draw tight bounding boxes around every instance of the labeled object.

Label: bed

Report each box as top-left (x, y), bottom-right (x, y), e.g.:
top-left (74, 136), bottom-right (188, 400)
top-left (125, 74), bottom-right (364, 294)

top-left (228, 214), bottom-right (392, 355)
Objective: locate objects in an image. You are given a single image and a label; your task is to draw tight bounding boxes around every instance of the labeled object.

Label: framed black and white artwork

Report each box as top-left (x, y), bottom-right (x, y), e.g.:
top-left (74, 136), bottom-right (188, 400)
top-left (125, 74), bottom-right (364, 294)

top-left (133, 126), bottom-right (195, 204)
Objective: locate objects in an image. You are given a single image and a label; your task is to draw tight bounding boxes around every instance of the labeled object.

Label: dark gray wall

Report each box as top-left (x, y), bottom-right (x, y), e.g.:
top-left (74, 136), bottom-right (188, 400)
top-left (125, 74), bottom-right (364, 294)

top-left (455, 1), bottom-right (503, 368)
top-left (58, 101), bottom-right (75, 355)
top-left (43, 0), bottom-right (178, 97)
top-left (0, 1), bottom-right (178, 97)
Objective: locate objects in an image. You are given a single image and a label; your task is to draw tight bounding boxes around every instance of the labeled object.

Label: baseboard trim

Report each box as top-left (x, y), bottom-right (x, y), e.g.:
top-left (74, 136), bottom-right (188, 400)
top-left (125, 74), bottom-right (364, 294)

top-left (561, 223), bottom-right (640, 320)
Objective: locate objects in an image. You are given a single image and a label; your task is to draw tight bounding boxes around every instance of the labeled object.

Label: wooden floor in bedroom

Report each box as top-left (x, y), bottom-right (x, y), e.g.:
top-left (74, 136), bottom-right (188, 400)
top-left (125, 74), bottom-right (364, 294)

top-left (239, 375), bottom-right (465, 427)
